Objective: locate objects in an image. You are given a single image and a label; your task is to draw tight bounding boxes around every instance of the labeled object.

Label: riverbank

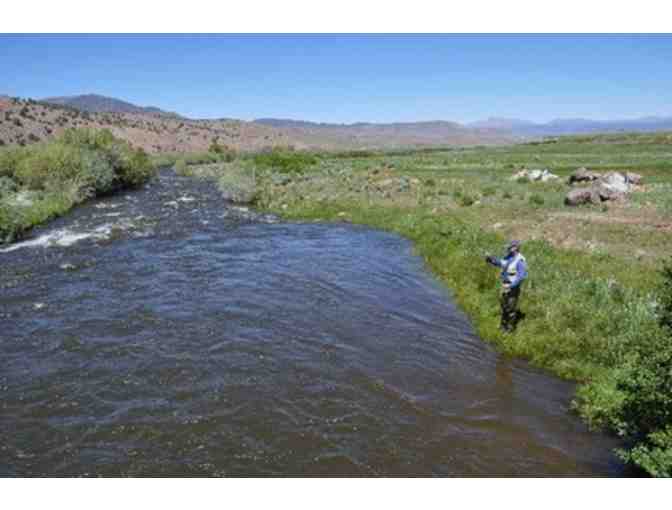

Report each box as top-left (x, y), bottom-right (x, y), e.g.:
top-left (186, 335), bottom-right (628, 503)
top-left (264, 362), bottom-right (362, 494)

top-left (182, 135), bottom-right (672, 476)
top-left (0, 129), bottom-right (155, 244)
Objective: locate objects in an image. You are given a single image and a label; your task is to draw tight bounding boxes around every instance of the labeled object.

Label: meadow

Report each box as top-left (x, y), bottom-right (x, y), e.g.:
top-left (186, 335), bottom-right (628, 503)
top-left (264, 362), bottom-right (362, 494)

top-left (180, 133), bottom-right (672, 476)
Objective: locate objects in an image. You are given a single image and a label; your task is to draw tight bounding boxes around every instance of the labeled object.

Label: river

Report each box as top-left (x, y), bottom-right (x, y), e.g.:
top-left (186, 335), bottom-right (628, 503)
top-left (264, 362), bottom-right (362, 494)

top-left (0, 170), bottom-right (627, 476)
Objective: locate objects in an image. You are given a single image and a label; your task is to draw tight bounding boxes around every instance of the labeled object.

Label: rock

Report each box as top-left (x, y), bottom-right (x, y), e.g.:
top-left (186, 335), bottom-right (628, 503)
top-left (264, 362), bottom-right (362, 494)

top-left (539, 169), bottom-right (559, 182)
top-left (565, 187), bottom-right (601, 206)
top-left (569, 167), bottom-right (601, 184)
top-left (510, 168), bottom-right (559, 182)
top-left (337, 212), bottom-right (347, 217)
top-left (599, 172), bottom-right (630, 197)
top-left (33, 303), bottom-right (45, 310)
top-left (528, 169), bottom-right (544, 181)
top-left (595, 181), bottom-right (625, 201)
top-left (626, 172), bottom-right (643, 185)
top-left (60, 263), bottom-right (76, 271)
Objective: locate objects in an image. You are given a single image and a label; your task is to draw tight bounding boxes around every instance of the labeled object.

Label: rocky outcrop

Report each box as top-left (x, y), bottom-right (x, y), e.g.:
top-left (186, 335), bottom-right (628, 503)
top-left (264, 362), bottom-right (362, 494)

top-left (565, 171), bottom-right (643, 206)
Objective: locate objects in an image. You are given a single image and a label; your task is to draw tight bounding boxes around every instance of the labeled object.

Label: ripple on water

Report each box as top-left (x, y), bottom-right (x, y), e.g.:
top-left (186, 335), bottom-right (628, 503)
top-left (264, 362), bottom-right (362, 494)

top-left (0, 171), bottom-right (627, 476)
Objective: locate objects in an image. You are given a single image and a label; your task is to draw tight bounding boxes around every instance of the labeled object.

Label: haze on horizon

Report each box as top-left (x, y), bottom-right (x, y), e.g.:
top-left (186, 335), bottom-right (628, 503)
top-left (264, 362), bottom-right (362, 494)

top-left (1, 34), bottom-right (671, 124)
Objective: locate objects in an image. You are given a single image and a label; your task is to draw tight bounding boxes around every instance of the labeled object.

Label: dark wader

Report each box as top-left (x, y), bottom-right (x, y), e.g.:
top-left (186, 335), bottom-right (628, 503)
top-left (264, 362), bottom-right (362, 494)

top-left (500, 284), bottom-right (521, 332)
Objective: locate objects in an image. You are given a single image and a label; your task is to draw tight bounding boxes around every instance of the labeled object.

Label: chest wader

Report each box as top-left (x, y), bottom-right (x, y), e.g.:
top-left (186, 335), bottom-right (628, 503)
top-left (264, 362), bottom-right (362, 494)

top-left (500, 254), bottom-right (525, 332)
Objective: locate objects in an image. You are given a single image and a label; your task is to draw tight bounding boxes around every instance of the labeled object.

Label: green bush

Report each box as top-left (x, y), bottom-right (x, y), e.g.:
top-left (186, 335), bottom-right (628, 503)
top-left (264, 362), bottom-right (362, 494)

top-left (0, 147), bottom-right (25, 178)
top-left (453, 189), bottom-right (476, 207)
top-left (659, 258), bottom-right (672, 331)
top-left (529, 193), bottom-right (545, 206)
top-left (253, 149), bottom-right (318, 174)
top-left (574, 257), bottom-right (672, 476)
top-left (0, 128), bottom-right (156, 243)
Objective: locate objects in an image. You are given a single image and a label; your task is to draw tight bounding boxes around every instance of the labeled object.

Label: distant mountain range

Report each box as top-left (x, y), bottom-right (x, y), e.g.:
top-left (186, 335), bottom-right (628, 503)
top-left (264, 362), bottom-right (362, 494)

top-left (34, 95), bottom-right (672, 137)
top-left (42, 94), bottom-right (182, 118)
top-left (252, 118), bottom-right (507, 147)
top-left (2, 93), bottom-right (671, 152)
top-left (468, 116), bottom-right (672, 135)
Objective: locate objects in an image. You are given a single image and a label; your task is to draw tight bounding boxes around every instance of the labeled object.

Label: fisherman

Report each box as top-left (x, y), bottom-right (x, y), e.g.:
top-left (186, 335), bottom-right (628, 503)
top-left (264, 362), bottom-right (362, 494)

top-left (485, 240), bottom-right (527, 333)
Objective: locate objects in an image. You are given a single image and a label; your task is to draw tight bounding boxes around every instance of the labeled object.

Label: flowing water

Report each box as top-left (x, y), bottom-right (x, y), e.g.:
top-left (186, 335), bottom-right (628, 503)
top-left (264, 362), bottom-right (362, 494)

top-left (1, 171), bottom-right (627, 476)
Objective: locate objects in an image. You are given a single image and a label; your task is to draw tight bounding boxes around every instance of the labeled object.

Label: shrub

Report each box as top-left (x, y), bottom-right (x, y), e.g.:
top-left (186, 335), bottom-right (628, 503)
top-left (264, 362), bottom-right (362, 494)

top-left (253, 149), bottom-right (318, 174)
top-left (174, 159), bottom-right (187, 175)
top-left (453, 189), bottom-right (476, 207)
top-left (0, 128), bottom-right (155, 193)
top-left (13, 142), bottom-right (89, 189)
top-left (659, 257), bottom-right (672, 331)
top-left (0, 176), bottom-right (17, 196)
top-left (529, 193), bottom-right (545, 206)
top-left (80, 149), bottom-right (115, 194)
top-left (575, 257), bottom-right (672, 476)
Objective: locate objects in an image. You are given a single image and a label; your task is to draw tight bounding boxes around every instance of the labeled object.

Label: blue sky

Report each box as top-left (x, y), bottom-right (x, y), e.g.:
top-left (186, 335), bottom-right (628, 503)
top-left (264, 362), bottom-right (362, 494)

top-left (1, 34), bottom-right (671, 123)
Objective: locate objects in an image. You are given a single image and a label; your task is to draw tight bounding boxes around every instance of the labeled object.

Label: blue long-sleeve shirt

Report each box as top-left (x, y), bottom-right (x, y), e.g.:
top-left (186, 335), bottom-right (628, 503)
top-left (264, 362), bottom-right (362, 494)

top-left (493, 253), bottom-right (527, 288)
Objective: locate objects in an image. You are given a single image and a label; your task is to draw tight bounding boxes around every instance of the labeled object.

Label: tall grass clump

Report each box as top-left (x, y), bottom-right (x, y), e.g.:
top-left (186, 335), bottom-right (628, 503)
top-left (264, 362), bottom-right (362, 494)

top-left (575, 257), bottom-right (672, 476)
top-left (252, 149), bottom-right (318, 174)
top-left (0, 128), bottom-right (155, 243)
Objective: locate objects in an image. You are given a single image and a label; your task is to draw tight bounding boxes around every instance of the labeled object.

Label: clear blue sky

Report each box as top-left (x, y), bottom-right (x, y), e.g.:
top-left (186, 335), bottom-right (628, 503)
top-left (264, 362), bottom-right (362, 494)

top-left (1, 34), bottom-right (671, 123)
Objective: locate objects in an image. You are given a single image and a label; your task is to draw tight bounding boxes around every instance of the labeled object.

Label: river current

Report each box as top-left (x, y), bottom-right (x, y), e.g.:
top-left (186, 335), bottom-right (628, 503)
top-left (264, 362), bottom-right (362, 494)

top-left (0, 171), bottom-right (626, 476)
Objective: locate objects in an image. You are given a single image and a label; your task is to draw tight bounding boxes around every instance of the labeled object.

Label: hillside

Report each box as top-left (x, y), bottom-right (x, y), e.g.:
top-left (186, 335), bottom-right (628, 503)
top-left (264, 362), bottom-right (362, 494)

top-left (0, 96), bottom-right (514, 153)
top-left (0, 97), bottom-right (292, 153)
top-left (42, 94), bottom-right (182, 118)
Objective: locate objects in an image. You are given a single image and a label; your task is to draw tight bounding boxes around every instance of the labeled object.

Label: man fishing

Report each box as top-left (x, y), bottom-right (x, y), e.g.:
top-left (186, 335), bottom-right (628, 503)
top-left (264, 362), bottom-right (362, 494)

top-left (485, 240), bottom-right (527, 333)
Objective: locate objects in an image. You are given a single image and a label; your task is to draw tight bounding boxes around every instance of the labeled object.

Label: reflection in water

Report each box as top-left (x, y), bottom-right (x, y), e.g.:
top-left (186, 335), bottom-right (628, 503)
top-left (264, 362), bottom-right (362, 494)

top-left (0, 171), bottom-right (626, 476)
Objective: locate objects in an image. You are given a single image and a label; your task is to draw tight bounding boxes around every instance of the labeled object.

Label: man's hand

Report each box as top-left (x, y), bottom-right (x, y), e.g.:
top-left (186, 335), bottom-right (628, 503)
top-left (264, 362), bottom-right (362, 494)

top-left (485, 255), bottom-right (497, 266)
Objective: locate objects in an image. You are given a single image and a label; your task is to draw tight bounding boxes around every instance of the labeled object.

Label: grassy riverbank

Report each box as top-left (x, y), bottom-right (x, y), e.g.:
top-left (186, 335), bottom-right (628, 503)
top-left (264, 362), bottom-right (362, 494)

top-left (182, 134), bottom-right (672, 476)
top-left (0, 129), bottom-right (155, 243)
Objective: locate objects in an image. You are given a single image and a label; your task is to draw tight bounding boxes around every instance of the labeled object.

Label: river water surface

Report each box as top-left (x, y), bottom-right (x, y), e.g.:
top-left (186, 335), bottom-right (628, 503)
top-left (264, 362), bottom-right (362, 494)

top-left (1, 171), bottom-right (626, 476)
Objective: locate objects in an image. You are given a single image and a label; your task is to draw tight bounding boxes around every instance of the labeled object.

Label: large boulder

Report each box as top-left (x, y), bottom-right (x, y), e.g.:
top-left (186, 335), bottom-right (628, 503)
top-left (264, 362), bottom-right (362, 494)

top-left (595, 181), bottom-right (626, 201)
top-left (565, 187), bottom-right (601, 206)
top-left (568, 167), bottom-right (601, 184)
